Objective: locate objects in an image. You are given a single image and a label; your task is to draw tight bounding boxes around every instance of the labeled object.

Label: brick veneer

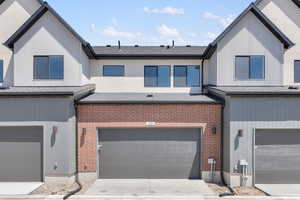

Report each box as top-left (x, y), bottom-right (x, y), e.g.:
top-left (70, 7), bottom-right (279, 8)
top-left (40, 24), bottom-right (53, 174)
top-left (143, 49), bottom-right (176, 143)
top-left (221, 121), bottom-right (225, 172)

top-left (77, 104), bottom-right (222, 173)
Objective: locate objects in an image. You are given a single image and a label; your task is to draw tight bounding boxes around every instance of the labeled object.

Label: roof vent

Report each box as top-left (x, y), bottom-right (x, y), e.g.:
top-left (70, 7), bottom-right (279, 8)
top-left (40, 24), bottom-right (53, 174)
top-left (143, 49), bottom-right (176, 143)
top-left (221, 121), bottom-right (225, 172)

top-left (160, 45), bottom-right (165, 47)
top-left (288, 86), bottom-right (299, 90)
top-left (166, 45), bottom-right (171, 49)
top-left (106, 45), bottom-right (111, 47)
top-left (134, 45), bottom-right (139, 47)
top-left (186, 45), bottom-right (192, 47)
top-left (146, 94), bottom-right (154, 98)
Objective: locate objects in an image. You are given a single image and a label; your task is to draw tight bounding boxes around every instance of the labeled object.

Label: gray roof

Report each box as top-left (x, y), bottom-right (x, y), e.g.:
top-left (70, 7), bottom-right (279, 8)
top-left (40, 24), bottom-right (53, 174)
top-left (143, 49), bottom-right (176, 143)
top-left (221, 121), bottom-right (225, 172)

top-left (208, 86), bottom-right (300, 95)
top-left (79, 93), bottom-right (220, 104)
top-left (203, 3), bottom-right (294, 58)
top-left (92, 46), bottom-right (207, 58)
top-left (0, 84), bottom-right (95, 97)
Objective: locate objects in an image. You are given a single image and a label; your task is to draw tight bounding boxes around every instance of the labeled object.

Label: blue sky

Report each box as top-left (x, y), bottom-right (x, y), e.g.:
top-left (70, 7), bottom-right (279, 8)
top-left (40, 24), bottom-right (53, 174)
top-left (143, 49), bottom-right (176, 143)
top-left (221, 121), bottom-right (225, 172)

top-left (46, 0), bottom-right (254, 46)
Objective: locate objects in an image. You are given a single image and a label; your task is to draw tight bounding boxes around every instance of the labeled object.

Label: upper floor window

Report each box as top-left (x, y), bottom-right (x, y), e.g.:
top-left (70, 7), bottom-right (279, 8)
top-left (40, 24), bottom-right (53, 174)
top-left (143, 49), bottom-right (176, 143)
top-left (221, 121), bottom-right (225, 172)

top-left (103, 65), bottom-right (125, 76)
top-left (235, 56), bottom-right (265, 80)
top-left (0, 60), bottom-right (3, 83)
top-left (34, 56), bottom-right (64, 80)
top-left (174, 65), bottom-right (201, 87)
top-left (295, 60), bottom-right (300, 83)
top-left (144, 66), bottom-right (171, 87)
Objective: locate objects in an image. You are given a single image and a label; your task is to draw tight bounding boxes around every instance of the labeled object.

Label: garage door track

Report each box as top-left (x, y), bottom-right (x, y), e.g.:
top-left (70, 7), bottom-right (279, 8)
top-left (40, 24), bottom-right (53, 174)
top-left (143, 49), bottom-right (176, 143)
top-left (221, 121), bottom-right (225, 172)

top-left (85, 179), bottom-right (216, 197)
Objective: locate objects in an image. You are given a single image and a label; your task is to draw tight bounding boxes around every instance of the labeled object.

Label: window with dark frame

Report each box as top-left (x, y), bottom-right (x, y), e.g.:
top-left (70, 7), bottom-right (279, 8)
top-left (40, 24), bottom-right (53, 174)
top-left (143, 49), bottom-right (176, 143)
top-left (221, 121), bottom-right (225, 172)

top-left (144, 66), bottom-right (171, 87)
top-left (235, 56), bottom-right (265, 80)
top-left (174, 65), bottom-right (201, 87)
top-left (295, 60), bottom-right (300, 83)
top-left (34, 56), bottom-right (64, 80)
top-left (0, 60), bottom-right (3, 83)
top-left (103, 65), bottom-right (125, 76)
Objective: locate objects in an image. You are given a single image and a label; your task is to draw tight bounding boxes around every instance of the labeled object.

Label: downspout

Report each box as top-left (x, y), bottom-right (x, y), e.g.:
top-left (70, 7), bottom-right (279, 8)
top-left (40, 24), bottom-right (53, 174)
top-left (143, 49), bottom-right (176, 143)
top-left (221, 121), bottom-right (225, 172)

top-left (201, 59), bottom-right (204, 93)
top-left (219, 104), bottom-right (235, 197)
top-left (63, 104), bottom-right (82, 200)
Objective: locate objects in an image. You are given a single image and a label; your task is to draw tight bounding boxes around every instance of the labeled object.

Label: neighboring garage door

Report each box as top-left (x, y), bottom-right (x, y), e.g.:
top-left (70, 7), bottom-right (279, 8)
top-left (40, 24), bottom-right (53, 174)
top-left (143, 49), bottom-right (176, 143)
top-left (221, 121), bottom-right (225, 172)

top-left (98, 128), bottom-right (201, 179)
top-left (255, 129), bottom-right (300, 184)
top-left (0, 127), bottom-right (43, 182)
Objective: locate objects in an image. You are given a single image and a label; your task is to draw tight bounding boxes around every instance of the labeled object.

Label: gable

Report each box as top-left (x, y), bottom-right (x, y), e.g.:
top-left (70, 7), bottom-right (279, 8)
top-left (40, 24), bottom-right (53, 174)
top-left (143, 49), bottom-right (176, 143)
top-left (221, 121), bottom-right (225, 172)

top-left (203, 3), bottom-right (294, 59)
top-left (255, 0), bottom-right (300, 8)
top-left (0, 0), bottom-right (41, 40)
top-left (4, 2), bottom-right (95, 58)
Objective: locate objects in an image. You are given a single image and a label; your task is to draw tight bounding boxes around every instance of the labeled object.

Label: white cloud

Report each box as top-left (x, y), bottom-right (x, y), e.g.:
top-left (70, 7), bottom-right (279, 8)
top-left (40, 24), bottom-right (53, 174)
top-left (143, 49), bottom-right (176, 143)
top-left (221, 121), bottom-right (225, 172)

top-left (207, 32), bottom-right (217, 40)
top-left (144, 6), bottom-right (184, 15)
top-left (112, 18), bottom-right (118, 26)
top-left (202, 12), bottom-right (234, 27)
top-left (91, 24), bottom-right (142, 38)
top-left (157, 24), bottom-right (180, 37)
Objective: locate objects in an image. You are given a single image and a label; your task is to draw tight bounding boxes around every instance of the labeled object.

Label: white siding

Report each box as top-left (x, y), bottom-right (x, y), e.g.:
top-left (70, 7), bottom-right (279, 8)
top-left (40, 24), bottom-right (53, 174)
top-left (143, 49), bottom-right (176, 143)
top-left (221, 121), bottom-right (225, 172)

top-left (257, 0), bottom-right (300, 86)
top-left (217, 12), bottom-right (284, 86)
top-left (14, 11), bottom-right (89, 86)
top-left (90, 59), bottom-right (203, 93)
top-left (0, 0), bottom-right (40, 86)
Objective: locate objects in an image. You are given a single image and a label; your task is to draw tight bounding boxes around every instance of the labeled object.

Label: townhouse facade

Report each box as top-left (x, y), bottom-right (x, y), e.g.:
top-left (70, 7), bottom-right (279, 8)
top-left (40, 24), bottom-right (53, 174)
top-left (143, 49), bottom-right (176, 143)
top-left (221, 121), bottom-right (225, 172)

top-left (0, 0), bottom-right (299, 187)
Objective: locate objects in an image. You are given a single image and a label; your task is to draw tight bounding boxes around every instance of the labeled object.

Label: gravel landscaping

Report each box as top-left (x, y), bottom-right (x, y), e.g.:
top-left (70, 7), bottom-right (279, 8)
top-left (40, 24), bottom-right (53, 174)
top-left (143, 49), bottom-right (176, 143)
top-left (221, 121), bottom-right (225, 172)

top-left (208, 183), bottom-right (267, 196)
top-left (30, 181), bottom-right (95, 195)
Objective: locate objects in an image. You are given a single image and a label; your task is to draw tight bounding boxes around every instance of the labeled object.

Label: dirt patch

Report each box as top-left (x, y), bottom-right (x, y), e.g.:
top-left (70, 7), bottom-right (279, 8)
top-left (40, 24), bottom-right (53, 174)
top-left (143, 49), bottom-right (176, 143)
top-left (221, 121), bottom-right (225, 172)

top-left (30, 181), bottom-right (94, 195)
top-left (208, 183), bottom-right (232, 196)
top-left (232, 186), bottom-right (267, 196)
top-left (208, 183), bottom-right (267, 196)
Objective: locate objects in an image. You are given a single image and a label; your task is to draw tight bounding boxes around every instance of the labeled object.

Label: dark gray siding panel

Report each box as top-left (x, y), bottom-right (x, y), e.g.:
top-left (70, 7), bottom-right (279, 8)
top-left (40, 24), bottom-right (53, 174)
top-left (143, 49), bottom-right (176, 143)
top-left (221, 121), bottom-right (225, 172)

top-left (98, 128), bottom-right (201, 179)
top-left (229, 97), bottom-right (300, 175)
top-left (0, 127), bottom-right (43, 182)
top-left (255, 129), bottom-right (300, 184)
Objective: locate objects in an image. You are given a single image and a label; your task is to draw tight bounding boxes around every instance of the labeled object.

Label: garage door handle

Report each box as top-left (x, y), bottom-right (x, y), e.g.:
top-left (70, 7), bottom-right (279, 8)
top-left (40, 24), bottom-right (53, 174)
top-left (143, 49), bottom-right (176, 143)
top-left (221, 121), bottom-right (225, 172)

top-left (98, 145), bottom-right (103, 150)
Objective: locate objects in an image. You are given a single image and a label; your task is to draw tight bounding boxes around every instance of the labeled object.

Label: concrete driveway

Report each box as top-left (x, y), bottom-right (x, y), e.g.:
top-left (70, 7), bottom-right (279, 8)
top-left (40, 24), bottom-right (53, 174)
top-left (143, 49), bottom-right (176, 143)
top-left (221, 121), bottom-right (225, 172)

top-left (85, 179), bottom-right (216, 197)
top-left (0, 182), bottom-right (42, 195)
top-left (256, 184), bottom-right (300, 196)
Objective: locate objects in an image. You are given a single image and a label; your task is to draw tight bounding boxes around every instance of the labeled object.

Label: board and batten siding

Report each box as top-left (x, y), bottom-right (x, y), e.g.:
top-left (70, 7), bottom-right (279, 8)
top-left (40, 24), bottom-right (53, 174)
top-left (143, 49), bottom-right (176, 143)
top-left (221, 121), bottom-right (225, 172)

top-left (227, 96), bottom-right (300, 175)
top-left (0, 97), bottom-right (76, 178)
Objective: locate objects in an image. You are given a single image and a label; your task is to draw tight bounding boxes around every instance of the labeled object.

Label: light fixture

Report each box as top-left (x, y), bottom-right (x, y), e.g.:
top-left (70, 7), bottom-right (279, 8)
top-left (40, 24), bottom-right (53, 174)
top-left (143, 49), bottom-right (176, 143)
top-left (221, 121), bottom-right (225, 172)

top-left (212, 127), bottom-right (217, 135)
top-left (82, 128), bottom-right (86, 136)
top-left (238, 129), bottom-right (244, 137)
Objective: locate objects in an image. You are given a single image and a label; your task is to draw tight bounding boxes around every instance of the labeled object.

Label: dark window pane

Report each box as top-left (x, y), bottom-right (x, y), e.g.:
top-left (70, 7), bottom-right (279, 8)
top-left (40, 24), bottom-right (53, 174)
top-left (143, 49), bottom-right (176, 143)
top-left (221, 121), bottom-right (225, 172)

top-left (0, 60), bottom-right (3, 82)
top-left (250, 56), bottom-right (264, 79)
top-left (174, 66), bottom-right (187, 87)
top-left (103, 66), bottom-right (124, 76)
top-left (187, 66), bottom-right (200, 87)
top-left (49, 56), bottom-right (64, 79)
top-left (295, 61), bottom-right (300, 83)
top-left (34, 56), bottom-right (49, 79)
top-left (158, 66), bottom-right (170, 87)
top-left (145, 66), bottom-right (157, 87)
top-left (235, 56), bottom-right (250, 80)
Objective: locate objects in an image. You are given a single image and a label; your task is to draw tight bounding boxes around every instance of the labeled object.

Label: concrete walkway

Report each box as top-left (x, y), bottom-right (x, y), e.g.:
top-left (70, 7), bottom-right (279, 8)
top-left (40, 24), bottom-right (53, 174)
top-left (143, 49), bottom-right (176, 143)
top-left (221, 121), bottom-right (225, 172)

top-left (0, 182), bottom-right (42, 195)
top-left (256, 184), bottom-right (300, 196)
top-left (85, 179), bottom-right (216, 197)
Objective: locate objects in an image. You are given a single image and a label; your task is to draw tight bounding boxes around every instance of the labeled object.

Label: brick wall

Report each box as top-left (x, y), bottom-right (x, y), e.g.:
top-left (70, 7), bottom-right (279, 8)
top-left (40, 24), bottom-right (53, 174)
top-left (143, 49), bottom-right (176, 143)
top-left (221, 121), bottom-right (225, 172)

top-left (77, 104), bottom-right (222, 173)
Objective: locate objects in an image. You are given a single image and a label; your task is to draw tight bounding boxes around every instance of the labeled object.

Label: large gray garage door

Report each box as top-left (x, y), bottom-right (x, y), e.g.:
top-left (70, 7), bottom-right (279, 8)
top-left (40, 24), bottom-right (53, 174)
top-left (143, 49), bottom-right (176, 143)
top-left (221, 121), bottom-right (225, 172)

top-left (255, 129), bottom-right (300, 184)
top-left (98, 128), bottom-right (201, 179)
top-left (0, 127), bottom-right (43, 182)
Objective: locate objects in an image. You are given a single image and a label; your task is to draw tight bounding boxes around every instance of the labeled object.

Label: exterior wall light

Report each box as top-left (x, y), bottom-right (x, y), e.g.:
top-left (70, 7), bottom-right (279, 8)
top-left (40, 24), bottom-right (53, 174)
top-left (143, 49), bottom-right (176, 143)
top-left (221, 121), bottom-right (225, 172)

top-left (238, 129), bottom-right (244, 137)
top-left (212, 127), bottom-right (217, 135)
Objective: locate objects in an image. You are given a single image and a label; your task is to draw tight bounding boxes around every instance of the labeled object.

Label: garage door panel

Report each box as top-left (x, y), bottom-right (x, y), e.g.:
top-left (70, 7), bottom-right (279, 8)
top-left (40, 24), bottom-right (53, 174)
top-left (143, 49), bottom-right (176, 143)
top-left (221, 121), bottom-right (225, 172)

top-left (98, 128), bottom-right (200, 179)
top-left (0, 127), bottom-right (42, 182)
top-left (255, 130), bottom-right (300, 184)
